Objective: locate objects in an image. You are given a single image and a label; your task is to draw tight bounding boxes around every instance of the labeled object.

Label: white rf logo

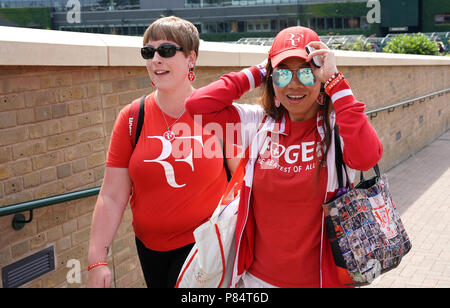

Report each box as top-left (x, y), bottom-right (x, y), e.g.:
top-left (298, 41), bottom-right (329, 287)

top-left (144, 135), bottom-right (203, 188)
top-left (286, 33), bottom-right (304, 47)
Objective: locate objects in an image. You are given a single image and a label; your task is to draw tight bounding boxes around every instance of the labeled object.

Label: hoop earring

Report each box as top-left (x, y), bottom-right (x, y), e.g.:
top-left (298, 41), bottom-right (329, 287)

top-left (188, 68), bottom-right (196, 82)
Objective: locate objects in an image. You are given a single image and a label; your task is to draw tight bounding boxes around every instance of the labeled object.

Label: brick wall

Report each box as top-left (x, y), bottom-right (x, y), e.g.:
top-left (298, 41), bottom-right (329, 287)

top-left (0, 66), bottom-right (152, 288)
top-left (0, 63), bottom-right (449, 288)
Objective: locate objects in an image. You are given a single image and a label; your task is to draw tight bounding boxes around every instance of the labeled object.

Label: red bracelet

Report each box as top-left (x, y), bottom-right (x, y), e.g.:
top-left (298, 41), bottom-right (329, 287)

top-left (88, 261), bottom-right (108, 271)
top-left (324, 72), bottom-right (339, 88)
top-left (325, 72), bottom-right (344, 95)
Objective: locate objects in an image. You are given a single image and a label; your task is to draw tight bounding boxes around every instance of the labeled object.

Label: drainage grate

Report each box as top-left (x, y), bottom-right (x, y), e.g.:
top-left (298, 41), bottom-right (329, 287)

top-left (2, 246), bottom-right (55, 288)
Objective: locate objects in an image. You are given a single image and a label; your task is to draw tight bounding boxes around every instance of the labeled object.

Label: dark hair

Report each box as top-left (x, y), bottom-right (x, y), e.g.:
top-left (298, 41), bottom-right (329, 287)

top-left (259, 59), bottom-right (333, 168)
top-left (259, 59), bottom-right (285, 121)
top-left (143, 16), bottom-right (200, 58)
top-left (318, 91), bottom-right (332, 169)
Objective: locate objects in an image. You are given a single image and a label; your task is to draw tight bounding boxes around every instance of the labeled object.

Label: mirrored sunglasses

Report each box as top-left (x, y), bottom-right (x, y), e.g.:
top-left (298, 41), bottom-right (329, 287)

top-left (141, 43), bottom-right (183, 59)
top-left (272, 68), bottom-right (316, 87)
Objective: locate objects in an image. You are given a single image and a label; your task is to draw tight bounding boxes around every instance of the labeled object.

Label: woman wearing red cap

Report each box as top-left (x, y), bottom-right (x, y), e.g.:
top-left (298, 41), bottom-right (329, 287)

top-left (185, 26), bottom-right (383, 288)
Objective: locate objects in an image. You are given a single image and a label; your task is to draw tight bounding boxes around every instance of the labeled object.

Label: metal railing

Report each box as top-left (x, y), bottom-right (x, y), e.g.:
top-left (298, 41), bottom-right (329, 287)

top-left (365, 88), bottom-right (450, 119)
top-left (0, 87), bottom-right (449, 230)
top-left (0, 186), bottom-right (100, 230)
top-left (235, 32), bottom-right (450, 51)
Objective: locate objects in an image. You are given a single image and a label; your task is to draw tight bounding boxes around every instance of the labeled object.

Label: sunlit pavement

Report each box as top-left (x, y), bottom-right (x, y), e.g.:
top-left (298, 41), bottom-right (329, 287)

top-left (364, 129), bottom-right (450, 288)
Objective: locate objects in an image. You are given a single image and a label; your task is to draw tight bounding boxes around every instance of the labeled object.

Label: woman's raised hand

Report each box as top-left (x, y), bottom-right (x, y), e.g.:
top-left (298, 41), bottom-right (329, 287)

top-left (306, 41), bottom-right (339, 84)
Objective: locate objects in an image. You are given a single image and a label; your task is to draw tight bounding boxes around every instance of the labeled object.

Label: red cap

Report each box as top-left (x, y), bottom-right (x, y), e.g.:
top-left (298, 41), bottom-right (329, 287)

top-left (269, 26), bottom-right (320, 68)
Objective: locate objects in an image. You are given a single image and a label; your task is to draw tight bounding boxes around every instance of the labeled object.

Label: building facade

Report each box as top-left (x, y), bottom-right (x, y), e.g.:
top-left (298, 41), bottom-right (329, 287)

top-left (52, 0), bottom-right (378, 39)
top-left (0, 0), bottom-right (449, 40)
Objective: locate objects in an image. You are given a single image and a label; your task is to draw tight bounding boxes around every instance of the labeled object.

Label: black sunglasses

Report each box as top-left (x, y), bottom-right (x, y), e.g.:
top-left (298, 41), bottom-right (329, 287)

top-left (141, 43), bottom-right (183, 59)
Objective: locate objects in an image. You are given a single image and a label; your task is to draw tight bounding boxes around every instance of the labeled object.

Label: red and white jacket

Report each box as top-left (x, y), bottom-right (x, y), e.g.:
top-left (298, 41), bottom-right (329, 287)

top-left (185, 66), bottom-right (383, 287)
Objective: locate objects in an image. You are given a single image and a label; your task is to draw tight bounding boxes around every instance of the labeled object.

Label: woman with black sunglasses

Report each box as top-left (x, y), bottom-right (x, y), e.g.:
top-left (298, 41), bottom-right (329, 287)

top-left (184, 26), bottom-right (383, 288)
top-left (87, 16), bottom-right (230, 288)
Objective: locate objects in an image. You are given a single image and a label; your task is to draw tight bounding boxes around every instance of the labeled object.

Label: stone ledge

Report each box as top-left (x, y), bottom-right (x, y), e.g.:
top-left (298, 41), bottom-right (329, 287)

top-left (1, 26), bottom-right (450, 67)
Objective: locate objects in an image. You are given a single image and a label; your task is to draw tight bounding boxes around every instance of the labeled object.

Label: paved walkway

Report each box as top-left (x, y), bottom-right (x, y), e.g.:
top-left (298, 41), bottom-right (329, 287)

top-left (364, 129), bottom-right (450, 288)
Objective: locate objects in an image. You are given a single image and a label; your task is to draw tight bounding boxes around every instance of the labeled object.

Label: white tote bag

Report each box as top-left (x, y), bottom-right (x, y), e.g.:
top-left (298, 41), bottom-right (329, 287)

top-left (175, 154), bottom-right (248, 288)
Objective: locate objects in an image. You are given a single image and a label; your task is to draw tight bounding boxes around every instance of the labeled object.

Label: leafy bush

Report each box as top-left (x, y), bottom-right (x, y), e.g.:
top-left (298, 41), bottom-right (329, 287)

top-left (383, 33), bottom-right (439, 56)
top-left (341, 38), bottom-right (375, 52)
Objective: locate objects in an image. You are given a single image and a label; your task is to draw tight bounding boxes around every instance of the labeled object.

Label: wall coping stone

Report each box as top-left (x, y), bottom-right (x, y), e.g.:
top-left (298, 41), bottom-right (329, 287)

top-left (1, 26), bottom-right (450, 67)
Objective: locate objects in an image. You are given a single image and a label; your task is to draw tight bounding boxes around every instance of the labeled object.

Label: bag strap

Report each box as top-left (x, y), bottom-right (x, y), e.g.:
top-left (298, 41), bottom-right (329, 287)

top-left (360, 162), bottom-right (381, 181)
top-left (218, 138), bottom-right (232, 182)
top-left (334, 125), bottom-right (381, 186)
top-left (334, 125), bottom-right (351, 188)
top-left (129, 95), bottom-right (146, 150)
top-left (220, 115), bottom-right (268, 204)
top-left (220, 148), bottom-right (250, 206)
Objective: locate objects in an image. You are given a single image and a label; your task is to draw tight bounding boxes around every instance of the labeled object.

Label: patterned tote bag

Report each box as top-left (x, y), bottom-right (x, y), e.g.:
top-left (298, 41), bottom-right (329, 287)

top-left (322, 127), bottom-right (412, 286)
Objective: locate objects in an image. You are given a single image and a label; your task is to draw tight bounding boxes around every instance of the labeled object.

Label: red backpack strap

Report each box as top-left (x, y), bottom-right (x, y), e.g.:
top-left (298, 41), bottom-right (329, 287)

top-left (129, 95), bottom-right (146, 149)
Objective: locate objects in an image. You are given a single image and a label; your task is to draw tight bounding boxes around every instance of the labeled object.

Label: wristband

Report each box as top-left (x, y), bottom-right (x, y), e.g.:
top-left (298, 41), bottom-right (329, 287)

top-left (88, 261), bottom-right (108, 271)
top-left (256, 63), bottom-right (267, 81)
top-left (324, 72), bottom-right (344, 95)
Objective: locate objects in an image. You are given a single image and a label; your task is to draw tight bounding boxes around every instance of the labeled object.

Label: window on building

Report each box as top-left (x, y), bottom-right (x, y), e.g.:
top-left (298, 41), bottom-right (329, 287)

top-left (335, 17), bottom-right (343, 29)
top-left (271, 19), bottom-right (278, 31)
top-left (317, 18), bottom-right (325, 30)
top-left (361, 16), bottom-right (369, 29)
top-left (217, 22), bottom-right (225, 32)
top-left (326, 17), bottom-right (334, 29)
top-left (138, 26), bottom-right (146, 35)
top-left (238, 20), bottom-right (246, 32)
top-left (204, 0), bottom-right (216, 7)
top-left (185, 0), bottom-right (201, 8)
top-left (310, 16), bottom-right (367, 31)
top-left (349, 17), bottom-right (360, 28)
top-left (343, 17), bottom-right (350, 29)
top-left (435, 14), bottom-right (450, 25)
top-left (262, 19), bottom-right (270, 31)
top-left (288, 18), bottom-right (297, 27)
top-left (206, 22), bottom-right (217, 33)
top-left (245, 19), bottom-right (270, 32)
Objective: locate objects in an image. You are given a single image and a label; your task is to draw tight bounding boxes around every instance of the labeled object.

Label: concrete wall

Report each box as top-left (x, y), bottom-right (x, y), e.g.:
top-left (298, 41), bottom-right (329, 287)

top-left (0, 26), bottom-right (449, 288)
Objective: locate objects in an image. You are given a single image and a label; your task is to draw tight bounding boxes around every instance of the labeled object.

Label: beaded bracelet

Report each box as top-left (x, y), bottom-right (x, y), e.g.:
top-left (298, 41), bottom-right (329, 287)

top-left (325, 72), bottom-right (345, 95)
top-left (324, 72), bottom-right (340, 88)
top-left (88, 261), bottom-right (108, 271)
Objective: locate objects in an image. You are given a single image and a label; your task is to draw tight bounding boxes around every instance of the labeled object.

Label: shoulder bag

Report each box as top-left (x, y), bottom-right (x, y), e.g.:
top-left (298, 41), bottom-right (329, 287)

top-left (322, 126), bottom-right (412, 286)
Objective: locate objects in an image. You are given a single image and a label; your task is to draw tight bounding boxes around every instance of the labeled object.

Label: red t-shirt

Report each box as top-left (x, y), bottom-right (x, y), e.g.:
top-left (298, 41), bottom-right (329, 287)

top-left (106, 94), bottom-right (227, 251)
top-left (248, 115), bottom-right (328, 287)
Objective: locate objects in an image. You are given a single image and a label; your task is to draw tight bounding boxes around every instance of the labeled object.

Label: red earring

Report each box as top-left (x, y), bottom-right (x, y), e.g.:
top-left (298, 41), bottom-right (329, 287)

top-left (274, 96), bottom-right (281, 108)
top-left (188, 68), bottom-right (196, 82)
top-left (317, 92), bottom-right (325, 105)
top-left (151, 81), bottom-right (155, 86)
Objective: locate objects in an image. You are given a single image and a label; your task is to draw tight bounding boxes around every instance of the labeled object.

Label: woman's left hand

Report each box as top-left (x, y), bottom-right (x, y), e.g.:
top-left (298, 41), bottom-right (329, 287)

top-left (306, 41), bottom-right (339, 84)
